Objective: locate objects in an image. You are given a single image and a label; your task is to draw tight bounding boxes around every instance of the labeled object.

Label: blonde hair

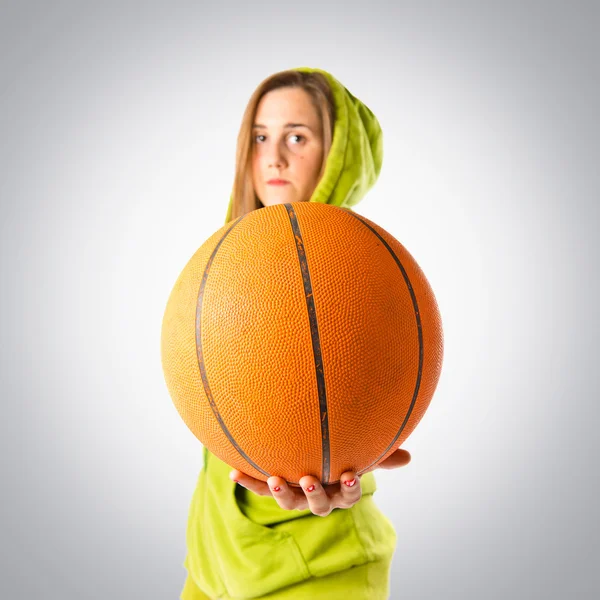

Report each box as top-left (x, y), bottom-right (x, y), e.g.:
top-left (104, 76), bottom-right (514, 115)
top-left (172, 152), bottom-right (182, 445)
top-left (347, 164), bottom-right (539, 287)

top-left (228, 70), bottom-right (335, 223)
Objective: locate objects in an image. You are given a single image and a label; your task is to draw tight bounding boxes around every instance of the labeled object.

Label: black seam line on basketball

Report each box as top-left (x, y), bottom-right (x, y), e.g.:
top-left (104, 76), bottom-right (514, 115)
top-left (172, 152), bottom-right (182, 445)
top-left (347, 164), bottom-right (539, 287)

top-left (342, 209), bottom-right (424, 473)
top-left (285, 203), bottom-right (331, 485)
top-left (195, 215), bottom-right (272, 480)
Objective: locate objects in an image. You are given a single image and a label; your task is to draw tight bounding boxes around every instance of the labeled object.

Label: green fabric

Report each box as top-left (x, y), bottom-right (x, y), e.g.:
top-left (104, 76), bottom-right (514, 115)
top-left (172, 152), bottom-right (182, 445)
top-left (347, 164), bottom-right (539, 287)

top-left (183, 67), bottom-right (395, 599)
top-left (183, 559), bottom-right (393, 600)
top-left (183, 449), bottom-right (396, 600)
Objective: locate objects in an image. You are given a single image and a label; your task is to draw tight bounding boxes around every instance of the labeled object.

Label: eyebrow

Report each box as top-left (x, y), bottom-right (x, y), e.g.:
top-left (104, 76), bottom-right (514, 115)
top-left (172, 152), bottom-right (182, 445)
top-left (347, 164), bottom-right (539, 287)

top-left (253, 123), bottom-right (313, 131)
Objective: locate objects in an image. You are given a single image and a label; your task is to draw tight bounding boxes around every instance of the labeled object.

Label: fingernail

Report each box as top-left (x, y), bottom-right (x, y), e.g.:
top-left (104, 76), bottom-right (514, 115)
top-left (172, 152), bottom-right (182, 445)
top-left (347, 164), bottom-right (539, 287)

top-left (272, 486), bottom-right (281, 492)
top-left (344, 478), bottom-right (356, 487)
top-left (305, 484), bottom-right (316, 492)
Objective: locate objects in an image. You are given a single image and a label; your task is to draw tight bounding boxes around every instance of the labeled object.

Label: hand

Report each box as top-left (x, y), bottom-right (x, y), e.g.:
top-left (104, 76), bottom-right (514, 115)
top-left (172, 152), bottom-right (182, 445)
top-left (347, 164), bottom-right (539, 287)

top-left (229, 448), bottom-right (411, 517)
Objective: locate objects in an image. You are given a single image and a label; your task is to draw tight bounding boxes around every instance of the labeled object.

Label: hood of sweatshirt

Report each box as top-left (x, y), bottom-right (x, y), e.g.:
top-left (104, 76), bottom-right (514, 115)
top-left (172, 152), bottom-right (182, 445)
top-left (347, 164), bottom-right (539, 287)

top-left (224, 66), bottom-right (383, 224)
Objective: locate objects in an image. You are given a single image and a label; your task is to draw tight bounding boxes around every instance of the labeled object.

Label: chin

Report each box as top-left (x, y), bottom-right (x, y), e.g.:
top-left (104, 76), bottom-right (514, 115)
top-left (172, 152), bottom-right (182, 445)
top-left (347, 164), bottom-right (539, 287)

top-left (263, 196), bottom-right (295, 207)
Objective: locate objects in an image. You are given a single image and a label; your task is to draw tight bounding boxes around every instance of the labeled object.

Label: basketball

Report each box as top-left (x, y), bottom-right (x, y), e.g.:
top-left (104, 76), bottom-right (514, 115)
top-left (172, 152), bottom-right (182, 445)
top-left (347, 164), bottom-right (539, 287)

top-left (161, 202), bottom-right (443, 486)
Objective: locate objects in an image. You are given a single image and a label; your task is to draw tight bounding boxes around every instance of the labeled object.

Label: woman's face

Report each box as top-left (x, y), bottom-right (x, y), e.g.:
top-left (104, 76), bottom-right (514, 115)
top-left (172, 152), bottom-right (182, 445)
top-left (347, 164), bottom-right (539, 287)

top-left (251, 86), bottom-right (325, 207)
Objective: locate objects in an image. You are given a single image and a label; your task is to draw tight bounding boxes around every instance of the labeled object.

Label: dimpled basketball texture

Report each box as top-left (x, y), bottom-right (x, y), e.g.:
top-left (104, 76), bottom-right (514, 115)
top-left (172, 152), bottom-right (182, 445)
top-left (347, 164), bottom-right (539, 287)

top-left (161, 202), bottom-right (443, 486)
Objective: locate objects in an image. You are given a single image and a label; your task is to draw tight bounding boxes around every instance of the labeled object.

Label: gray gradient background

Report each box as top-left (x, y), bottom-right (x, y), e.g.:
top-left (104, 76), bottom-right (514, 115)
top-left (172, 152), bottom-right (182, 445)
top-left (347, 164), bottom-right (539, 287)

top-left (1, 1), bottom-right (598, 598)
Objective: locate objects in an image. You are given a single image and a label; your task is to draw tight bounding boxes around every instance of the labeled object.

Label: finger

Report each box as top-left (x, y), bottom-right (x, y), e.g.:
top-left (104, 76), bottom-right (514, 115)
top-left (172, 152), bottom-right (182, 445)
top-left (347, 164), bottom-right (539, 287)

top-left (379, 448), bottom-right (411, 470)
top-left (229, 470), bottom-right (271, 496)
top-left (338, 471), bottom-right (361, 506)
top-left (267, 476), bottom-right (307, 510)
top-left (299, 476), bottom-right (333, 517)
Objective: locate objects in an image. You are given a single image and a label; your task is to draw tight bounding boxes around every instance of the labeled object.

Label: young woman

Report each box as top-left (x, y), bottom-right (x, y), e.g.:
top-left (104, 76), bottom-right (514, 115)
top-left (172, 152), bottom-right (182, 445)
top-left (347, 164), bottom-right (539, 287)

top-left (181, 67), bottom-right (411, 600)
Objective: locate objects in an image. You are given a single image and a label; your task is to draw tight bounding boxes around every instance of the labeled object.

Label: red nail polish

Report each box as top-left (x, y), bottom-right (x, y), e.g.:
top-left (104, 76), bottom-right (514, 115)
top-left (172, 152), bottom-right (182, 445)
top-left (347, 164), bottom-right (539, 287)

top-left (272, 486), bottom-right (281, 492)
top-left (306, 484), bottom-right (315, 492)
top-left (344, 478), bottom-right (356, 487)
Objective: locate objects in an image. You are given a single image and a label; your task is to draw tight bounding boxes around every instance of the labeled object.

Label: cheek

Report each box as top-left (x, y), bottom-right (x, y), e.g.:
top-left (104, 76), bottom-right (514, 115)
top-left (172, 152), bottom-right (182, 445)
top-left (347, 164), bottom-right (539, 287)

top-left (297, 153), bottom-right (321, 176)
top-left (305, 154), bottom-right (323, 183)
top-left (251, 155), bottom-right (262, 182)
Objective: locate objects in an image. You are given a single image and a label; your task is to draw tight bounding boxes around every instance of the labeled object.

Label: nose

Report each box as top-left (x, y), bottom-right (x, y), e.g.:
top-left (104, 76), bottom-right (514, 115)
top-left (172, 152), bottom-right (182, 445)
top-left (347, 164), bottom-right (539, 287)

top-left (265, 141), bottom-right (287, 169)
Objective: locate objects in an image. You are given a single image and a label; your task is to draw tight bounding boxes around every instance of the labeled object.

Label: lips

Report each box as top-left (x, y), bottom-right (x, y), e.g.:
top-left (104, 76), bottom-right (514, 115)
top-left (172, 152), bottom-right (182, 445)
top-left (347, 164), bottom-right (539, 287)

top-left (267, 179), bottom-right (290, 185)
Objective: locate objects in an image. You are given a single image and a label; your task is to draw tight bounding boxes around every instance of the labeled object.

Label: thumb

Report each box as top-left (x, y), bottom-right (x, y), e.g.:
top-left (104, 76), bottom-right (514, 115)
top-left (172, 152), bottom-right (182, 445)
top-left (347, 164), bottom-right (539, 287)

top-left (376, 448), bottom-right (412, 471)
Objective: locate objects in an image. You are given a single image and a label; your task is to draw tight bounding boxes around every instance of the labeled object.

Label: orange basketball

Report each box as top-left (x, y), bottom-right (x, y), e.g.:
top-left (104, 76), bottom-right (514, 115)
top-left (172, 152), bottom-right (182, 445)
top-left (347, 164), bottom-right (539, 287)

top-left (161, 202), bottom-right (443, 486)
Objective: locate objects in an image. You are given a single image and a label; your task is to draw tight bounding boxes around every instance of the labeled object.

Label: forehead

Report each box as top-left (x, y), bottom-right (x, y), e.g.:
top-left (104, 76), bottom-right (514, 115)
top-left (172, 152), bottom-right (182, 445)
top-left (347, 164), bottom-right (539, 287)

top-left (254, 87), bottom-right (320, 127)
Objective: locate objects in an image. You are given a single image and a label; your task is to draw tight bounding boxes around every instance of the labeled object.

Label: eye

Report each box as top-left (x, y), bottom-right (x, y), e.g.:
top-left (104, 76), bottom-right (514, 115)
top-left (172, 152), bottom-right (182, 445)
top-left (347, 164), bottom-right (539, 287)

top-left (254, 134), bottom-right (266, 143)
top-left (289, 134), bottom-right (304, 144)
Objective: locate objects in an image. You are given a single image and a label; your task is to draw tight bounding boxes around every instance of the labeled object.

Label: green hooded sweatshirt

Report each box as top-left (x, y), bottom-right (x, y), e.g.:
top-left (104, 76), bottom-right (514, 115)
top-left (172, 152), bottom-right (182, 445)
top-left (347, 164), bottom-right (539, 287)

top-left (182, 67), bottom-right (396, 600)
